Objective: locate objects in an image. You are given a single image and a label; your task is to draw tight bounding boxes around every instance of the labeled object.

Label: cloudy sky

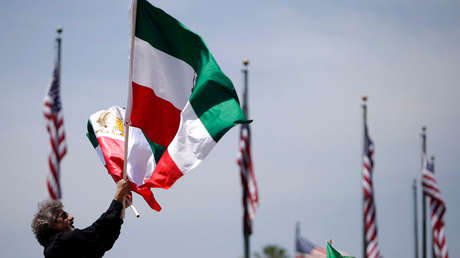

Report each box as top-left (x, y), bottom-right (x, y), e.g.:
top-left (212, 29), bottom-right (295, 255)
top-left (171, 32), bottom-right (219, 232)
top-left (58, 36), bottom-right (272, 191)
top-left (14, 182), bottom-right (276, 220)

top-left (1, 0), bottom-right (459, 257)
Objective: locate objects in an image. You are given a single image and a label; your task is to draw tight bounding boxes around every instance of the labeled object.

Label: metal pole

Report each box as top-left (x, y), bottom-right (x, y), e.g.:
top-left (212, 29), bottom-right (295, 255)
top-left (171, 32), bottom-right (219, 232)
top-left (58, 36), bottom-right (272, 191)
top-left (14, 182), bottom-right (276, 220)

top-left (242, 59), bottom-right (249, 117)
top-left (295, 222), bottom-right (300, 256)
top-left (421, 127), bottom-right (427, 258)
top-left (362, 96), bottom-right (368, 258)
top-left (56, 27), bottom-right (63, 198)
top-left (430, 156), bottom-right (435, 258)
top-left (122, 0), bottom-right (140, 218)
top-left (413, 179), bottom-right (419, 258)
top-left (124, 0), bottom-right (138, 180)
top-left (242, 59), bottom-right (250, 258)
top-left (57, 27), bottom-right (62, 70)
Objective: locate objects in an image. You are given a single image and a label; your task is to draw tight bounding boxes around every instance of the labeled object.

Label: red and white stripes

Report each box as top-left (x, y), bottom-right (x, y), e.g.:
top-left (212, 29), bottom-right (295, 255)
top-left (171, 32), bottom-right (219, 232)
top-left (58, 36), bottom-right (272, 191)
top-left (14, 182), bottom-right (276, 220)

top-left (43, 66), bottom-right (67, 200)
top-left (362, 125), bottom-right (381, 258)
top-left (422, 157), bottom-right (448, 258)
top-left (237, 124), bottom-right (258, 231)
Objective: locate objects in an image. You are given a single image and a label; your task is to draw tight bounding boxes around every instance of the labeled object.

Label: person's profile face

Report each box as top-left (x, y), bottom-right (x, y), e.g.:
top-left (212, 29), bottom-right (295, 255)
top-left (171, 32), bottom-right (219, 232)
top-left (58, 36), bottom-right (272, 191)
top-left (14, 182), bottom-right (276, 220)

top-left (52, 210), bottom-right (74, 232)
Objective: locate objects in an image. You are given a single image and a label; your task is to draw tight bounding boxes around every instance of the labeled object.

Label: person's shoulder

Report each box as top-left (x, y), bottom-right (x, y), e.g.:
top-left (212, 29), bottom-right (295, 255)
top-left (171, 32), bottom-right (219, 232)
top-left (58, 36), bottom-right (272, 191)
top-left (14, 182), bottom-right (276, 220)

top-left (44, 231), bottom-right (83, 257)
top-left (43, 233), bottom-right (63, 258)
top-left (56, 229), bottom-right (86, 241)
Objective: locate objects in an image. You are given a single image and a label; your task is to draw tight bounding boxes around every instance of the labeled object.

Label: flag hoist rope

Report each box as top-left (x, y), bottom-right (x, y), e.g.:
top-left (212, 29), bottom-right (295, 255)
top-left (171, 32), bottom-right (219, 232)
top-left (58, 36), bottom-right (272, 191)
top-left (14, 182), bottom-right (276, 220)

top-left (122, 0), bottom-right (140, 218)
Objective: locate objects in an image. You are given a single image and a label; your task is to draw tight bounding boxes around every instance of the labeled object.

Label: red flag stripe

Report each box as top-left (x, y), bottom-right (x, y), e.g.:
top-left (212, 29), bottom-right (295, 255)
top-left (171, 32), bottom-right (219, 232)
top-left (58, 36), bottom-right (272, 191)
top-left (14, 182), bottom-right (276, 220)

top-left (130, 82), bottom-right (181, 147)
top-left (143, 150), bottom-right (184, 190)
top-left (44, 63), bottom-right (66, 200)
top-left (422, 157), bottom-right (448, 258)
top-left (47, 180), bottom-right (57, 200)
top-left (362, 123), bottom-right (381, 258)
top-left (238, 124), bottom-right (258, 230)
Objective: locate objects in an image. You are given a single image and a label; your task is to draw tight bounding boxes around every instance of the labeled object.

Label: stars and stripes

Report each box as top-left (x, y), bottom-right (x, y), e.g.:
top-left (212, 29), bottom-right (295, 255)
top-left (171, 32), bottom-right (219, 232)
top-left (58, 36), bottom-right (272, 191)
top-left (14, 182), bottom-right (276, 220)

top-left (237, 123), bottom-right (258, 235)
top-left (295, 224), bottom-right (327, 258)
top-left (362, 123), bottom-right (381, 258)
top-left (422, 156), bottom-right (448, 258)
top-left (43, 62), bottom-right (67, 200)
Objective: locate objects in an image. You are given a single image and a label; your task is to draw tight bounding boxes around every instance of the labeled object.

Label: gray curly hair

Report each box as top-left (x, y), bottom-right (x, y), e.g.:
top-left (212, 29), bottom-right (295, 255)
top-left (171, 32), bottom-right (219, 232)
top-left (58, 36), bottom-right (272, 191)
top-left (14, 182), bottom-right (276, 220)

top-left (31, 200), bottom-right (63, 246)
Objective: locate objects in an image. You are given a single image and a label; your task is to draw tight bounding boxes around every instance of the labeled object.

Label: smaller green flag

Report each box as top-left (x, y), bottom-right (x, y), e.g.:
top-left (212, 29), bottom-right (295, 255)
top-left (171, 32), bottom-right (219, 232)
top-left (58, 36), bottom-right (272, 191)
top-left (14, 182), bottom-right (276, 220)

top-left (326, 242), bottom-right (354, 258)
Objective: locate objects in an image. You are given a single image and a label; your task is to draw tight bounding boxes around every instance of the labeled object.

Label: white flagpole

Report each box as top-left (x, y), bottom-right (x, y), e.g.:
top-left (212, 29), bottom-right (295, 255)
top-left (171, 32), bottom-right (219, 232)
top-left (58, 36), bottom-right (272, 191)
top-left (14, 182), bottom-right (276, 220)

top-left (122, 0), bottom-right (140, 218)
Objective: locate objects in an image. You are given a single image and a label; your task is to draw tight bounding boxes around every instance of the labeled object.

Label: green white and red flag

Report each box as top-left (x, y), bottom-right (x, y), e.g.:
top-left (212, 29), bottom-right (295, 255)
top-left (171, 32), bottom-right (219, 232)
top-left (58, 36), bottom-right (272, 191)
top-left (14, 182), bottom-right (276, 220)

top-left (87, 106), bottom-right (161, 211)
top-left (88, 0), bottom-right (248, 211)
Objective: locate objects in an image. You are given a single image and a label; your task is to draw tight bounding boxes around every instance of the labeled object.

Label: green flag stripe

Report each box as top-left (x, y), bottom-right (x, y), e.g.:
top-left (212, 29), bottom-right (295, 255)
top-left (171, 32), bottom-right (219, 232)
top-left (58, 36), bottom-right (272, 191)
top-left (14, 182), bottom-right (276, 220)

top-left (143, 130), bottom-right (167, 163)
top-left (87, 120), bottom-right (99, 148)
top-left (189, 81), bottom-right (247, 142)
top-left (136, 0), bottom-right (203, 73)
top-left (135, 0), bottom-right (249, 142)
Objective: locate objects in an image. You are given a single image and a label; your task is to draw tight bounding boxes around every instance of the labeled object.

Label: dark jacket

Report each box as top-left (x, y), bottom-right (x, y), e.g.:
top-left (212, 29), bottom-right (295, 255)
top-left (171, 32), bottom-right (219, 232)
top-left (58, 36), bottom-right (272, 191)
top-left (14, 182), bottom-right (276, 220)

top-left (44, 200), bottom-right (124, 258)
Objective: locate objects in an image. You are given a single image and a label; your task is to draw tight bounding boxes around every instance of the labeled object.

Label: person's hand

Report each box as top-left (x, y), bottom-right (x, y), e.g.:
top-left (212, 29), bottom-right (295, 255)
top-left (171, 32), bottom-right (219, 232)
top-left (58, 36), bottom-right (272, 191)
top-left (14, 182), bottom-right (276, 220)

top-left (123, 192), bottom-right (133, 208)
top-left (114, 179), bottom-right (131, 203)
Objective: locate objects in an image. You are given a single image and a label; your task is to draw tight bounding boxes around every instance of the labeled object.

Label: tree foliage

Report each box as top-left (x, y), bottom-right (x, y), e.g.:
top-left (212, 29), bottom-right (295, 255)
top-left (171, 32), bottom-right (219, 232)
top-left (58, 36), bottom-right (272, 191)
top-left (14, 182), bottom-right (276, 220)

top-left (253, 244), bottom-right (289, 258)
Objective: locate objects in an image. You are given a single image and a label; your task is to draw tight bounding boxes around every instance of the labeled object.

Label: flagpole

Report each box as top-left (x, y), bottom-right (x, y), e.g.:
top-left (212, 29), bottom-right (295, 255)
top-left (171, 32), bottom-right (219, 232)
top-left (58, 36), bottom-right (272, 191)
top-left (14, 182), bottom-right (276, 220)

top-left (413, 179), bottom-right (419, 258)
top-left (295, 222), bottom-right (299, 254)
top-left (122, 0), bottom-right (140, 218)
top-left (124, 0), bottom-right (138, 180)
top-left (57, 27), bottom-right (62, 70)
top-left (421, 126), bottom-right (427, 258)
top-left (242, 59), bottom-right (249, 116)
top-left (242, 59), bottom-right (250, 258)
top-left (56, 27), bottom-right (63, 199)
top-left (361, 96), bottom-right (368, 258)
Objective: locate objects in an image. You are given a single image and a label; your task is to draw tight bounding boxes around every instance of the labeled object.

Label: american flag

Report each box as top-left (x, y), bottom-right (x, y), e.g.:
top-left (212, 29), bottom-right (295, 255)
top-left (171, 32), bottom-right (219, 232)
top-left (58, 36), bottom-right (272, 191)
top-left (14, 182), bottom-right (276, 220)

top-left (43, 61), bottom-right (67, 200)
top-left (362, 123), bottom-right (381, 258)
top-left (295, 224), bottom-right (327, 258)
top-left (237, 123), bottom-right (258, 235)
top-left (422, 156), bottom-right (448, 258)
top-left (295, 223), bottom-right (351, 258)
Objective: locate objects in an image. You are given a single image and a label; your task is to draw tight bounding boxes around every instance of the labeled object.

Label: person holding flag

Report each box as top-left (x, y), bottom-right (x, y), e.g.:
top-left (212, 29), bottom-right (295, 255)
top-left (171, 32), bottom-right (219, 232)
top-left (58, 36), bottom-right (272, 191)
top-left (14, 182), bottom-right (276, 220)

top-left (31, 179), bottom-right (132, 258)
top-left (86, 0), bottom-right (250, 212)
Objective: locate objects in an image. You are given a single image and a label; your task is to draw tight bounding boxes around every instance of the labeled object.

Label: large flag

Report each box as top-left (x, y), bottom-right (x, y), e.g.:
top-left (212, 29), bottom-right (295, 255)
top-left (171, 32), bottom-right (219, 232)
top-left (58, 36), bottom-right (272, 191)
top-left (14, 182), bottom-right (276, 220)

top-left (43, 55), bottom-right (67, 200)
top-left (296, 230), bottom-right (327, 258)
top-left (326, 242), bottom-right (342, 258)
top-left (295, 224), bottom-right (351, 258)
top-left (98, 0), bottom-right (248, 211)
top-left (87, 106), bottom-right (161, 211)
top-left (362, 120), bottom-right (381, 258)
top-left (422, 156), bottom-right (448, 258)
top-left (237, 123), bottom-right (258, 235)
top-left (326, 242), bottom-right (353, 258)
top-left (237, 68), bottom-right (258, 235)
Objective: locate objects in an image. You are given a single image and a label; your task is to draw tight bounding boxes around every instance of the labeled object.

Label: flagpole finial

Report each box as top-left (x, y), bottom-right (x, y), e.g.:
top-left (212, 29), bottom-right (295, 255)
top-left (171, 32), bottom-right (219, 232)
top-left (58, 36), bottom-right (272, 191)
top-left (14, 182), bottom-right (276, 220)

top-left (243, 59), bottom-right (249, 66)
top-left (57, 27), bottom-right (63, 34)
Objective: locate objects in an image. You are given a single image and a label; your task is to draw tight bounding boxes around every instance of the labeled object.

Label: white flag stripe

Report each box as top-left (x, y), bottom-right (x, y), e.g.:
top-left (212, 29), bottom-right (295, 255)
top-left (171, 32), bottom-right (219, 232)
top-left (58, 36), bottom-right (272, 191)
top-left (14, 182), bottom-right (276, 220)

top-left (168, 101), bottom-right (216, 174)
top-left (44, 62), bottom-right (66, 199)
top-left (94, 145), bottom-right (106, 165)
top-left (132, 37), bottom-right (195, 110)
top-left (422, 155), bottom-right (448, 258)
top-left (362, 121), bottom-right (381, 258)
top-left (127, 126), bottom-right (156, 185)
